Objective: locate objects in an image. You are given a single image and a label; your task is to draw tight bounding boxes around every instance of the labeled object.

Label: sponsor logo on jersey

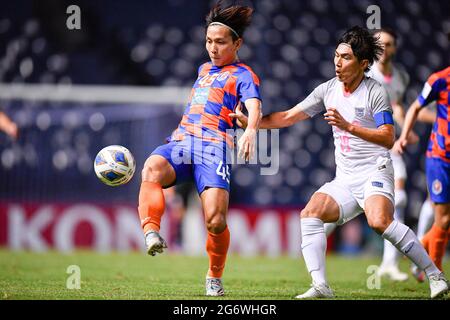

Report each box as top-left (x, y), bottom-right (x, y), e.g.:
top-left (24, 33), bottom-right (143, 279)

top-left (432, 179), bottom-right (442, 195)
top-left (371, 181), bottom-right (383, 188)
top-left (217, 71), bottom-right (230, 81)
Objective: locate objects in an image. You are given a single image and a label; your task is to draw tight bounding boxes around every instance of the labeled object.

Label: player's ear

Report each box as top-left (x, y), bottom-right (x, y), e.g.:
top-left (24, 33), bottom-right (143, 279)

top-left (360, 59), bottom-right (369, 71)
top-left (234, 38), bottom-right (243, 51)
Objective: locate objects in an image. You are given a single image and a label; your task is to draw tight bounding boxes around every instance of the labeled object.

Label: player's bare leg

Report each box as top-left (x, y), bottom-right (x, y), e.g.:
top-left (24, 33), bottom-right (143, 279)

top-left (296, 192), bottom-right (339, 299)
top-left (139, 155), bottom-right (176, 256)
top-left (365, 195), bottom-right (449, 298)
top-left (201, 187), bottom-right (230, 296)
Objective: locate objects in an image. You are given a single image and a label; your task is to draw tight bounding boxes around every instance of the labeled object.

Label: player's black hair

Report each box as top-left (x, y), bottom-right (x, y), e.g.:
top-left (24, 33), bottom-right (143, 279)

top-left (337, 26), bottom-right (384, 72)
top-left (205, 1), bottom-right (253, 41)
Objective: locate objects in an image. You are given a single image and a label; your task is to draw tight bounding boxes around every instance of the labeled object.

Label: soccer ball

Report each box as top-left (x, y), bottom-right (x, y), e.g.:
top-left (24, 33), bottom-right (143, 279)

top-left (94, 145), bottom-right (136, 186)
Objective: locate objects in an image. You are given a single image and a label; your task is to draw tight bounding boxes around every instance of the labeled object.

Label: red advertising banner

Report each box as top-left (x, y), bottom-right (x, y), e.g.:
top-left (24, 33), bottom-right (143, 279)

top-left (0, 202), bottom-right (319, 256)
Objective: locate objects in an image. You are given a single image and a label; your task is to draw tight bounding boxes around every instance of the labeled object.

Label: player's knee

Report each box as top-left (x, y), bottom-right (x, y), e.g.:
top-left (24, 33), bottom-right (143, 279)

top-left (205, 210), bottom-right (227, 234)
top-left (367, 215), bottom-right (392, 234)
top-left (141, 164), bottom-right (160, 183)
top-left (300, 207), bottom-right (323, 219)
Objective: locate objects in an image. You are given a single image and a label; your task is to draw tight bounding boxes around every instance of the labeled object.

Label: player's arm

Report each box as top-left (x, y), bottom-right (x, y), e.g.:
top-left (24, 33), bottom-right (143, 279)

top-left (393, 99), bottom-right (421, 154)
top-left (237, 98), bottom-right (261, 161)
top-left (417, 106), bottom-right (436, 124)
top-left (230, 104), bottom-right (309, 129)
top-left (392, 102), bottom-right (406, 127)
top-left (324, 108), bottom-right (395, 149)
top-left (392, 101), bottom-right (419, 144)
top-left (0, 111), bottom-right (19, 140)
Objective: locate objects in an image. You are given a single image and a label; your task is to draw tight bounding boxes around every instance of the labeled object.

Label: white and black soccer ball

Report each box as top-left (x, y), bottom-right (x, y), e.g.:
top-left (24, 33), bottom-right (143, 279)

top-left (94, 145), bottom-right (136, 186)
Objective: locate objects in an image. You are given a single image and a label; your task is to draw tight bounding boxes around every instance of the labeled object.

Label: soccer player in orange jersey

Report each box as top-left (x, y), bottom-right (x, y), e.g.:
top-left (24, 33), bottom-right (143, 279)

top-left (137, 2), bottom-right (262, 296)
top-left (395, 66), bottom-right (450, 274)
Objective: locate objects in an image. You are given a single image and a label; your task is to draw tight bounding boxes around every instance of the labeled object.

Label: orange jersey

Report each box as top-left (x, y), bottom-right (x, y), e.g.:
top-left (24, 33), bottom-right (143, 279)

top-left (170, 61), bottom-right (261, 146)
top-left (418, 66), bottom-right (450, 162)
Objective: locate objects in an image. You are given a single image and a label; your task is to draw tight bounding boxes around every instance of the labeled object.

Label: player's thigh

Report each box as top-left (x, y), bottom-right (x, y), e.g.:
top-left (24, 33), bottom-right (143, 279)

top-left (301, 192), bottom-right (340, 223)
top-left (364, 194), bottom-right (394, 234)
top-left (142, 155), bottom-right (176, 187)
top-left (147, 141), bottom-right (193, 187)
top-left (303, 180), bottom-right (360, 224)
top-left (200, 187), bottom-right (229, 233)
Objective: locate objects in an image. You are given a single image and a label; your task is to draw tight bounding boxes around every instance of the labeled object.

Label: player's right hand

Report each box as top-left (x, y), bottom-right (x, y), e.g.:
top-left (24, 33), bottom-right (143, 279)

top-left (229, 103), bottom-right (248, 129)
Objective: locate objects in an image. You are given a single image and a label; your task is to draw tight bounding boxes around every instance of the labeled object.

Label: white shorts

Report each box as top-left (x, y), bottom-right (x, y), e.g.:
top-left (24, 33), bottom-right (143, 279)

top-left (316, 156), bottom-right (395, 225)
top-left (390, 150), bottom-right (407, 180)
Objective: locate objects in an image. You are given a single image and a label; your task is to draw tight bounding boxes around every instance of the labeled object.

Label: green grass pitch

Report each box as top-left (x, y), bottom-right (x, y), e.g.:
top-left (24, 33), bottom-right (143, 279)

top-left (0, 249), bottom-right (448, 300)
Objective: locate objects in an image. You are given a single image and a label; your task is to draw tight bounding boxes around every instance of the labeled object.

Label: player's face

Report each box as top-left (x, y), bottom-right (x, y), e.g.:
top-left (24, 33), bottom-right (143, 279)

top-left (378, 32), bottom-right (396, 64)
top-left (206, 25), bottom-right (242, 67)
top-left (334, 43), bottom-right (368, 83)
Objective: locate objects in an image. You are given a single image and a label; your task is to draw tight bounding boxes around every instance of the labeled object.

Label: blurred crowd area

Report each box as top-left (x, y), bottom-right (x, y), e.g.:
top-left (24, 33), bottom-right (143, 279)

top-left (0, 0), bottom-right (449, 235)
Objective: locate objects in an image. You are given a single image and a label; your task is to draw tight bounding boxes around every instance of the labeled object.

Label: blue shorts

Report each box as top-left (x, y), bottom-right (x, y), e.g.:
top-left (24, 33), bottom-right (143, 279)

top-left (151, 137), bottom-right (231, 195)
top-left (426, 157), bottom-right (450, 203)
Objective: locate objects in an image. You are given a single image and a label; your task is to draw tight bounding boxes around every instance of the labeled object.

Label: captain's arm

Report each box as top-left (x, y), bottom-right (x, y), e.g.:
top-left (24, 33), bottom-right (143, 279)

top-left (347, 123), bottom-right (395, 149)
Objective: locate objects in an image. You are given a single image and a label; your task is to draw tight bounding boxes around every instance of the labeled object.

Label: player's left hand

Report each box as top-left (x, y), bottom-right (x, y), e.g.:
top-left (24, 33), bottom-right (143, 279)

top-left (324, 108), bottom-right (350, 131)
top-left (393, 137), bottom-right (408, 154)
top-left (406, 130), bottom-right (419, 145)
top-left (238, 128), bottom-right (256, 162)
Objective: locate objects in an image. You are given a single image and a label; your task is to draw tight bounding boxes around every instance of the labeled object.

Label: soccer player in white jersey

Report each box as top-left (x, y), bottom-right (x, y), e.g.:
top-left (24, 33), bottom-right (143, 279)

top-left (231, 26), bottom-right (449, 299)
top-left (325, 28), bottom-right (414, 281)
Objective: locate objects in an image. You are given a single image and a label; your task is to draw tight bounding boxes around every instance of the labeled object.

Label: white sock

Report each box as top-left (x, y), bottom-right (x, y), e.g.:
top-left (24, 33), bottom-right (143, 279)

top-left (416, 199), bottom-right (434, 240)
top-left (301, 218), bottom-right (327, 285)
top-left (382, 220), bottom-right (440, 278)
top-left (380, 204), bottom-right (405, 268)
top-left (324, 223), bottom-right (337, 237)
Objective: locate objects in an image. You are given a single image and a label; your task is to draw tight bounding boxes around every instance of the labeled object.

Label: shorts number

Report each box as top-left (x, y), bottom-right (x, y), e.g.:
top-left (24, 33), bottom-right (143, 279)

top-left (216, 161), bottom-right (230, 183)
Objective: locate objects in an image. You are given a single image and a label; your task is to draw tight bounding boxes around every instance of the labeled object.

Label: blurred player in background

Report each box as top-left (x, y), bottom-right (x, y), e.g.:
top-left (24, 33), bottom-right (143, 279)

top-left (231, 26), bottom-right (449, 299)
top-left (163, 182), bottom-right (197, 251)
top-left (368, 28), bottom-right (412, 281)
top-left (137, 2), bottom-right (262, 296)
top-left (0, 111), bottom-right (19, 140)
top-left (395, 66), bottom-right (450, 282)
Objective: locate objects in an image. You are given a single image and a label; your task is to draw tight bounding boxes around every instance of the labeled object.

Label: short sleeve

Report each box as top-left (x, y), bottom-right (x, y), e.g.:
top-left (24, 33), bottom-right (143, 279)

top-left (369, 83), bottom-right (394, 127)
top-left (370, 83), bottom-right (392, 114)
top-left (418, 73), bottom-right (446, 107)
top-left (293, 81), bottom-right (327, 117)
top-left (237, 70), bottom-right (261, 103)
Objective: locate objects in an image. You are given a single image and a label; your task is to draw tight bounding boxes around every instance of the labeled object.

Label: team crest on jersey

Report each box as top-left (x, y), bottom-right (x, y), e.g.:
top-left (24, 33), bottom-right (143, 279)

top-left (432, 179), bottom-right (442, 195)
top-left (355, 108), bottom-right (365, 117)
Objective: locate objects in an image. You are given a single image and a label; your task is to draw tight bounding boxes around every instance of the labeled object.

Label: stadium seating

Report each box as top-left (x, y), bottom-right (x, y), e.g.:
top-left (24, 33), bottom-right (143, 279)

top-left (0, 0), bottom-right (448, 216)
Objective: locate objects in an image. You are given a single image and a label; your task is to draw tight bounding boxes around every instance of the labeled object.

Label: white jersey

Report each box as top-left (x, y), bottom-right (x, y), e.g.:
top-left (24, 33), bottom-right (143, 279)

top-left (367, 63), bottom-right (409, 105)
top-left (294, 77), bottom-right (393, 180)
